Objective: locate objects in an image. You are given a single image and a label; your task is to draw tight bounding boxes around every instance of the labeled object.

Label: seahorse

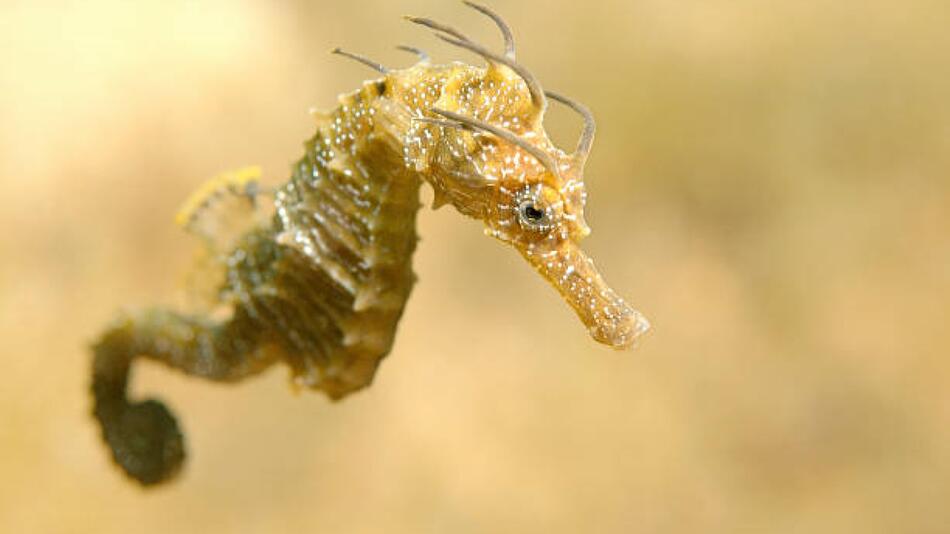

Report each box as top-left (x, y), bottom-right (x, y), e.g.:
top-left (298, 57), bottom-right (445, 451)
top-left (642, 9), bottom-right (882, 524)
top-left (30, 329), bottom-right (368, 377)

top-left (91, 2), bottom-right (650, 486)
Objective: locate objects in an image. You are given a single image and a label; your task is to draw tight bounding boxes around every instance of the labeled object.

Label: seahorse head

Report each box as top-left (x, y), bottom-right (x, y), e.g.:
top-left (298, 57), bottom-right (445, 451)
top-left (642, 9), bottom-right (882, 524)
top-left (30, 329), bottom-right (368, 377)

top-left (396, 4), bottom-right (650, 349)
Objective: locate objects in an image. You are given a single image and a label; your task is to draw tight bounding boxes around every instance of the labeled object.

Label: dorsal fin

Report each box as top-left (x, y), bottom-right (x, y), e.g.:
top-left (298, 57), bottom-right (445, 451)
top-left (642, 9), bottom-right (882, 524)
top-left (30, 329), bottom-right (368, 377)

top-left (175, 166), bottom-right (269, 252)
top-left (175, 166), bottom-right (272, 313)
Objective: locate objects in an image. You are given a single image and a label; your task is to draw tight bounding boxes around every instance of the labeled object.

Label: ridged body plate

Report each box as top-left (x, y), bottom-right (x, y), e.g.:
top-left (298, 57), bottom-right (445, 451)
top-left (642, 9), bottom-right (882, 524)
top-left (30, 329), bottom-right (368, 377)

top-left (225, 83), bottom-right (421, 399)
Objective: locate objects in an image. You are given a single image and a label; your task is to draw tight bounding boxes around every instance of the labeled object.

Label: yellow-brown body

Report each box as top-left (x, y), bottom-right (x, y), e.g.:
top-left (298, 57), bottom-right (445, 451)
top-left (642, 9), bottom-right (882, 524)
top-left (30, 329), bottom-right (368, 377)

top-left (91, 4), bottom-right (648, 486)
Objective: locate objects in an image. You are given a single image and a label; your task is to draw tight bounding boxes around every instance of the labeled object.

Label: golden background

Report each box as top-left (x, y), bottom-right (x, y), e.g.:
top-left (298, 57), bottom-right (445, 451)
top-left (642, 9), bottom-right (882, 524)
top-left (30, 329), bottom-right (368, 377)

top-left (1, 0), bottom-right (948, 532)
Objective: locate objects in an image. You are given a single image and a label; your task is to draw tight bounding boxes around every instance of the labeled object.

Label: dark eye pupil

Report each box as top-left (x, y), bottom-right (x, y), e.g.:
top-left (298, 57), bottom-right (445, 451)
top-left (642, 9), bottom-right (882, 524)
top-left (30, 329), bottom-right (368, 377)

top-left (523, 204), bottom-right (544, 221)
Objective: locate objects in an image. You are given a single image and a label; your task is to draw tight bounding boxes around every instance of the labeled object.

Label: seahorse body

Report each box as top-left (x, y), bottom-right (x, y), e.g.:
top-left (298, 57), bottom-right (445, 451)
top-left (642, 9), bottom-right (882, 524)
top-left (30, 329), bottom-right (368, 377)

top-left (92, 4), bottom-right (649, 486)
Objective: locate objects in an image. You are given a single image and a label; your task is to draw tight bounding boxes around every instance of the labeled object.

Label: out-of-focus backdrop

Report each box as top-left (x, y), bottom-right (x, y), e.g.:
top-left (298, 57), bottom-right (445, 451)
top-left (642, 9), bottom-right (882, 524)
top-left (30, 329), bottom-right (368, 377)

top-left (1, 1), bottom-right (948, 532)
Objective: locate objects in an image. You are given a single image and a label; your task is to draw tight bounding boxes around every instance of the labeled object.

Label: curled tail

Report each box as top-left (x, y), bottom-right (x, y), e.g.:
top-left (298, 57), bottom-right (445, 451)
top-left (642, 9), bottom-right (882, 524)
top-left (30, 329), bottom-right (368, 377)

top-left (91, 308), bottom-right (275, 485)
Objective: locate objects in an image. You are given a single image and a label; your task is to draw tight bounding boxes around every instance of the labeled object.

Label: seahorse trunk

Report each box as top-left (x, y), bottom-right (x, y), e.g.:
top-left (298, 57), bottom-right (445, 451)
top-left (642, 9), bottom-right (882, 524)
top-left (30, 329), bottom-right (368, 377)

top-left (270, 80), bottom-right (423, 398)
top-left (91, 308), bottom-right (277, 485)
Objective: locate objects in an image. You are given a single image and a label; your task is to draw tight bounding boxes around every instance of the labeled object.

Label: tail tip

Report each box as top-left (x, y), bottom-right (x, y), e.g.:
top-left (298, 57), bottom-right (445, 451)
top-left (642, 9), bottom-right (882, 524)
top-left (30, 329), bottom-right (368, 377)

top-left (106, 399), bottom-right (185, 486)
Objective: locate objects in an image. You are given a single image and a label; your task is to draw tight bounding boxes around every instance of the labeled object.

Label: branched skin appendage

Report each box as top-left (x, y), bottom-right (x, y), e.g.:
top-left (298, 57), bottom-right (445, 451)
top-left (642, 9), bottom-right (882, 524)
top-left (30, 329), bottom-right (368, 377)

top-left (91, 3), bottom-right (649, 486)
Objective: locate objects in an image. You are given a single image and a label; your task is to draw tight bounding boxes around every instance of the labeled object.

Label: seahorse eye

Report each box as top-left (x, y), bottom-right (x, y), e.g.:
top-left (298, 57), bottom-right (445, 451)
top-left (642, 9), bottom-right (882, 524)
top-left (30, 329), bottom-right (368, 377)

top-left (518, 199), bottom-right (550, 230)
top-left (523, 204), bottom-right (544, 221)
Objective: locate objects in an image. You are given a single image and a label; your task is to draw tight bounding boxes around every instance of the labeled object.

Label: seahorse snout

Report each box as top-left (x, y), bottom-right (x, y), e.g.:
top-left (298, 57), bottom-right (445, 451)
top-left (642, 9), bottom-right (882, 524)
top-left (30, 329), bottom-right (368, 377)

top-left (587, 298), bottom-right (651, 350)
top-left (522, 242), bottom-right (649, 350)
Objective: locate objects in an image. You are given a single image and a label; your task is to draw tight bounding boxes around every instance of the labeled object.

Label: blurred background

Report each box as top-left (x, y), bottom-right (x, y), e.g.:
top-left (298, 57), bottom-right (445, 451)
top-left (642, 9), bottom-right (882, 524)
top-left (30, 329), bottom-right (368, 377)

top-left (1, 0), bottom-right (948, 532)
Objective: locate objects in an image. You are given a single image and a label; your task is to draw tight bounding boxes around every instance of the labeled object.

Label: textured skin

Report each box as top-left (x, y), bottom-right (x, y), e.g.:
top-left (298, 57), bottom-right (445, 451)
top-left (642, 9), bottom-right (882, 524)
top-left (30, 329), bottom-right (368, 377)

top-left (91, 6), bottom-right (649, 486)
